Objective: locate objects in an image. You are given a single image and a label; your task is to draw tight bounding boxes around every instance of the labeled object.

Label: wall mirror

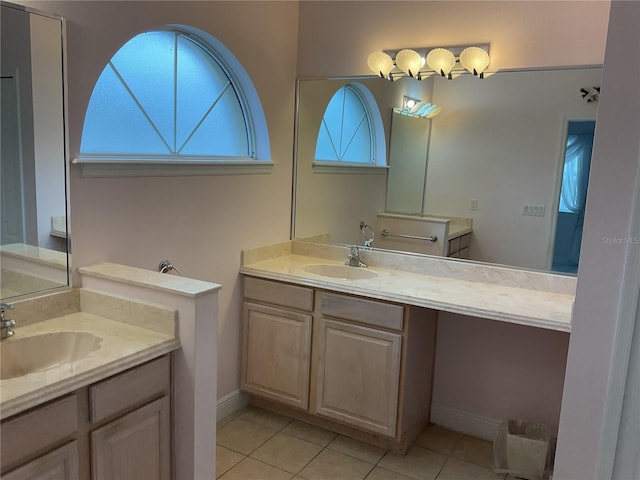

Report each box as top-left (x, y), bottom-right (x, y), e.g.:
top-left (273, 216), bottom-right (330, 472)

top-left (293, 66), bottom-right (602, 274)
top-left (1, 1), bottom-right (69, 299)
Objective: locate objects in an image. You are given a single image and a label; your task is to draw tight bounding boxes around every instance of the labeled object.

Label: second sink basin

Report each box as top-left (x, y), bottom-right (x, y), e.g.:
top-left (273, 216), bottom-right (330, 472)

top-left (1, 331), bottom-right (103, 380)
top-left (303, 264), bottom-right (378, 280)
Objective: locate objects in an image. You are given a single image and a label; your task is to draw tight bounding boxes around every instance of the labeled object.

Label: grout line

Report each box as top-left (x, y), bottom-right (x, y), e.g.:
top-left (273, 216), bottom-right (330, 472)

top-left (218, 408), bottom-right (499, 480)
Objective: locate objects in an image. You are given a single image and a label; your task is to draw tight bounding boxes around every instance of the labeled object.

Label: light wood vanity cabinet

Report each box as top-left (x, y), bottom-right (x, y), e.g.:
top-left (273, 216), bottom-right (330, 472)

top-left (242, 277), bottom-right (438, 452)
top-left (1, 355), bottom-right (171, 480)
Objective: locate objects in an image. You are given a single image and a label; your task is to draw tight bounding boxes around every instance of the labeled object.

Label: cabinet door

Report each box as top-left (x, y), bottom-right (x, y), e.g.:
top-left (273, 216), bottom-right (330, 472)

top-left (315, 318), bottom-right (401, 437)
top-left (242, 302), bottom-right (312, 409)
top-left (3, 442), bottom-right (79, 480)
top-left (91, 397), bottom-right (170, 480)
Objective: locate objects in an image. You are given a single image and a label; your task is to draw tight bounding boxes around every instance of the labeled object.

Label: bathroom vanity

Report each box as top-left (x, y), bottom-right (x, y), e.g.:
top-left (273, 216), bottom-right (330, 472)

top-left (240, 240), bottom-right (574, 452)
top-left (375, 213), bottom-right (473, 258)
top-left (0, 289), bottom-right (180, 479)
top-left (242, 277), bottom-right (437, 451)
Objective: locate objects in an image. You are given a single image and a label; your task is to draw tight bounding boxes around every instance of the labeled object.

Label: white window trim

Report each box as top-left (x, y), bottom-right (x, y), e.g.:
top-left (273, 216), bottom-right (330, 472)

top-left (73, 156), bottom-right (274, 177)
top-left (311, 160), bottom-right (388, 175)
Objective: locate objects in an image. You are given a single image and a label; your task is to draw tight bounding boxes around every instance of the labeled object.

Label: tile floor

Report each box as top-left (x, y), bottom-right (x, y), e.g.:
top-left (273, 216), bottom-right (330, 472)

top-left (216, 407), bottom-right (518, 480)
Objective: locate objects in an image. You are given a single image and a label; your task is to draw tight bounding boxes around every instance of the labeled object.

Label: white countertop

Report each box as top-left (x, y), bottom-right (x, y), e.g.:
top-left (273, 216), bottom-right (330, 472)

top-left (240, 246), bottom-right (573, 333)
top-left (1, 297), bottom-right (180, 418)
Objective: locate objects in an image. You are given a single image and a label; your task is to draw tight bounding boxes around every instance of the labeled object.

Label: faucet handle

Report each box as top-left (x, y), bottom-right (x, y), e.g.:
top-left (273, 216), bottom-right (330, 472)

top-left (0, 303), bottom-right (14, 316)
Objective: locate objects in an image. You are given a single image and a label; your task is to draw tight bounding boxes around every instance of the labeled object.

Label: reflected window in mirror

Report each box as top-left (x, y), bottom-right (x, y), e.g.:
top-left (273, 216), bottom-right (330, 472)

top-left (79, 27), bottom-right (270, 165)
top-left (314, 83), bottom-right (386, 166)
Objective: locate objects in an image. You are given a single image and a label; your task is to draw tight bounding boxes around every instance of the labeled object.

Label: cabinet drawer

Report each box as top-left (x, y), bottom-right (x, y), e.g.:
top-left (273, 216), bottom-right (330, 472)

top-left (90, 355), bottom-right (170, 424)
top-left (245, 277), bottom-right (314, 311)
top-left (320, 292), bottom-right (404, 331)
top-left (1, 395), bottom-right (78, 472)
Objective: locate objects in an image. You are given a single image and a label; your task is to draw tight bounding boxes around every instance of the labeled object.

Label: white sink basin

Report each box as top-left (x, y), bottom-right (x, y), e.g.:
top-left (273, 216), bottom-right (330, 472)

top-left (1, 331), bottom-right (103, 380)
top-left (302, 264), bottom-right (378, 280)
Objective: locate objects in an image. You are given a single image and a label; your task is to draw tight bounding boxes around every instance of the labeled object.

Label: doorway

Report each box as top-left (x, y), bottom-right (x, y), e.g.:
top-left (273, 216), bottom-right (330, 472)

top-left (551, 120), bottom-right (596, 274)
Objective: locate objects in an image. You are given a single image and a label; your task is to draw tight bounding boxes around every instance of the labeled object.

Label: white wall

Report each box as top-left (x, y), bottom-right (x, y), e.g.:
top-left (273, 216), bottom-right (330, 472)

top-left (30, 0), bottom-right (299, 401)
top-left (297, 1), bottom-right (609, 77)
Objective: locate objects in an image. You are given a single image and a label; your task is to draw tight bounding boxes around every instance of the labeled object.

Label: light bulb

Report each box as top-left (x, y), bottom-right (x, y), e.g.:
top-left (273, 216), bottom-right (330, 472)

top-left (395, 49), bottom-right (423, 77)
top-left (459, 47), bottom-right (490, 77)
top-left (367, 51), bottom-right (394, 78)
top-left (426, 48), bottom-right (456, 77)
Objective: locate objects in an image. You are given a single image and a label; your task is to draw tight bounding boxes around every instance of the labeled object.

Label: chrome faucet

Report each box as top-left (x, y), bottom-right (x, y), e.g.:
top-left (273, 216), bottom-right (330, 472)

top-left (1, 303), bottom-right (15, 340)
top-left (345, 245), bottom-right (367, 268)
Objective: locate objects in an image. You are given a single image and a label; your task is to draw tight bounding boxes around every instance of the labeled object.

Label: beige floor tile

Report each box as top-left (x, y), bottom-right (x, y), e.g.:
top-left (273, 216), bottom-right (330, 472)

top-left (219, 457), bottom-right (293, 480)
top-left (217, 445), bottom-right (244, 478)
top-left (450, 435), bottom-right (495, 468)
top-left (217, 410), bottom-right (243, 429)
top-left (414, 425), bottom-right (462, 455)
top-left (436, 458), bottom-right (505, 480)
top-left (365, 466), bottom-right (417, 480)
top-left (240, 406), bottom-right (293, 431)
top-left (378, 446), bottom-right (446, 480)
top-left (327, 435), bottom-right (386, 464)
top-left (217, 418), bottom-right (278, 455)
top-left (298, 449), bottom-right (375, 480)
top-left (251, 432), bottom-right (324, 473)
top-left (282, 420), bottom-right (338, 446)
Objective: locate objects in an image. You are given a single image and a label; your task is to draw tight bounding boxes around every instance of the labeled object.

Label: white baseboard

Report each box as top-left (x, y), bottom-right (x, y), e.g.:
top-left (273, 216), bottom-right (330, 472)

top-left (431, 403), bottom-right (502, 441)
top-left (217, 389), bottom-right (248, 421)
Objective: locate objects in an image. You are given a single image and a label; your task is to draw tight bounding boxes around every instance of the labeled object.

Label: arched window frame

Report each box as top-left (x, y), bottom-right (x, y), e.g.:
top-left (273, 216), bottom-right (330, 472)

top-left (312, 82), bottom-right (388, 174)
top-left (74, 25), bottom-right (272, 177)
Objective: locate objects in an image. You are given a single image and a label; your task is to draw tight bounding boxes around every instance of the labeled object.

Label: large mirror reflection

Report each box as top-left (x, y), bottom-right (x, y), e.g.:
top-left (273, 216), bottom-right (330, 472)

top-left (293, 66), bottom-right (602, 274)
top-left (1, 1), bottom-right (69, 299)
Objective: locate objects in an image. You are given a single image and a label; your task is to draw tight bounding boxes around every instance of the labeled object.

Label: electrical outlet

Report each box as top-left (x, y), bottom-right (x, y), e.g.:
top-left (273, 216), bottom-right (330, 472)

top-left (522, 204), bottom-right (545, 216)
top-left (470, 199), bottom-right (478, 211)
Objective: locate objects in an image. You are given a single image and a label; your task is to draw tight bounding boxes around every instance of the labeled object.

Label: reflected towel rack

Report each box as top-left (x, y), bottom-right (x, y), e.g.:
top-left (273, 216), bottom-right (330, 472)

top-left (380, 229), bottom-right (438, 243)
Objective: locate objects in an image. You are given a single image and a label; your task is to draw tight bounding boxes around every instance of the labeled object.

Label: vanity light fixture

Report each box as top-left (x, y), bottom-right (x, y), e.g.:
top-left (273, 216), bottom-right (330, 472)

top-left (395, 49), bottom-right (424, 78)
top-left (458, 46), bottom-right (490, 78)
top-left (395, 97), bottom-right (441, 119)
top-left (426, 48), bottom-right (456, 79)
top-left (402, 95), bottom-right (420, 110)
top-left (367, 44), bottom-right (491, 81)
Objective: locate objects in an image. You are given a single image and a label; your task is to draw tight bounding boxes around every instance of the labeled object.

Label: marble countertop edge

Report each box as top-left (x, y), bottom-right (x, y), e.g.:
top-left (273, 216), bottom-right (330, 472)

top-left (0, 311), bottom-right (181, 419)
top-left (239, 262), bottom-right (573, 333)
top-left (1, 339), bottom-right (179, 419)
top-left (79, 263), bottom-right (221, 298)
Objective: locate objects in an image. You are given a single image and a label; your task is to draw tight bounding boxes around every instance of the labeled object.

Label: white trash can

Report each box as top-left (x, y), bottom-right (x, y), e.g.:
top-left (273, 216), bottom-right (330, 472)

top-left (494, 419), bottom-right (551, 480)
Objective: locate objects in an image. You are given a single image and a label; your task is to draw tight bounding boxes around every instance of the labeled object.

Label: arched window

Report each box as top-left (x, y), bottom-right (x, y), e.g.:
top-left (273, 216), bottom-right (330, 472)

top-left (314, 83), bottom-right (386, 167)
top-left (76, 26), bottom-right (270, 175)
